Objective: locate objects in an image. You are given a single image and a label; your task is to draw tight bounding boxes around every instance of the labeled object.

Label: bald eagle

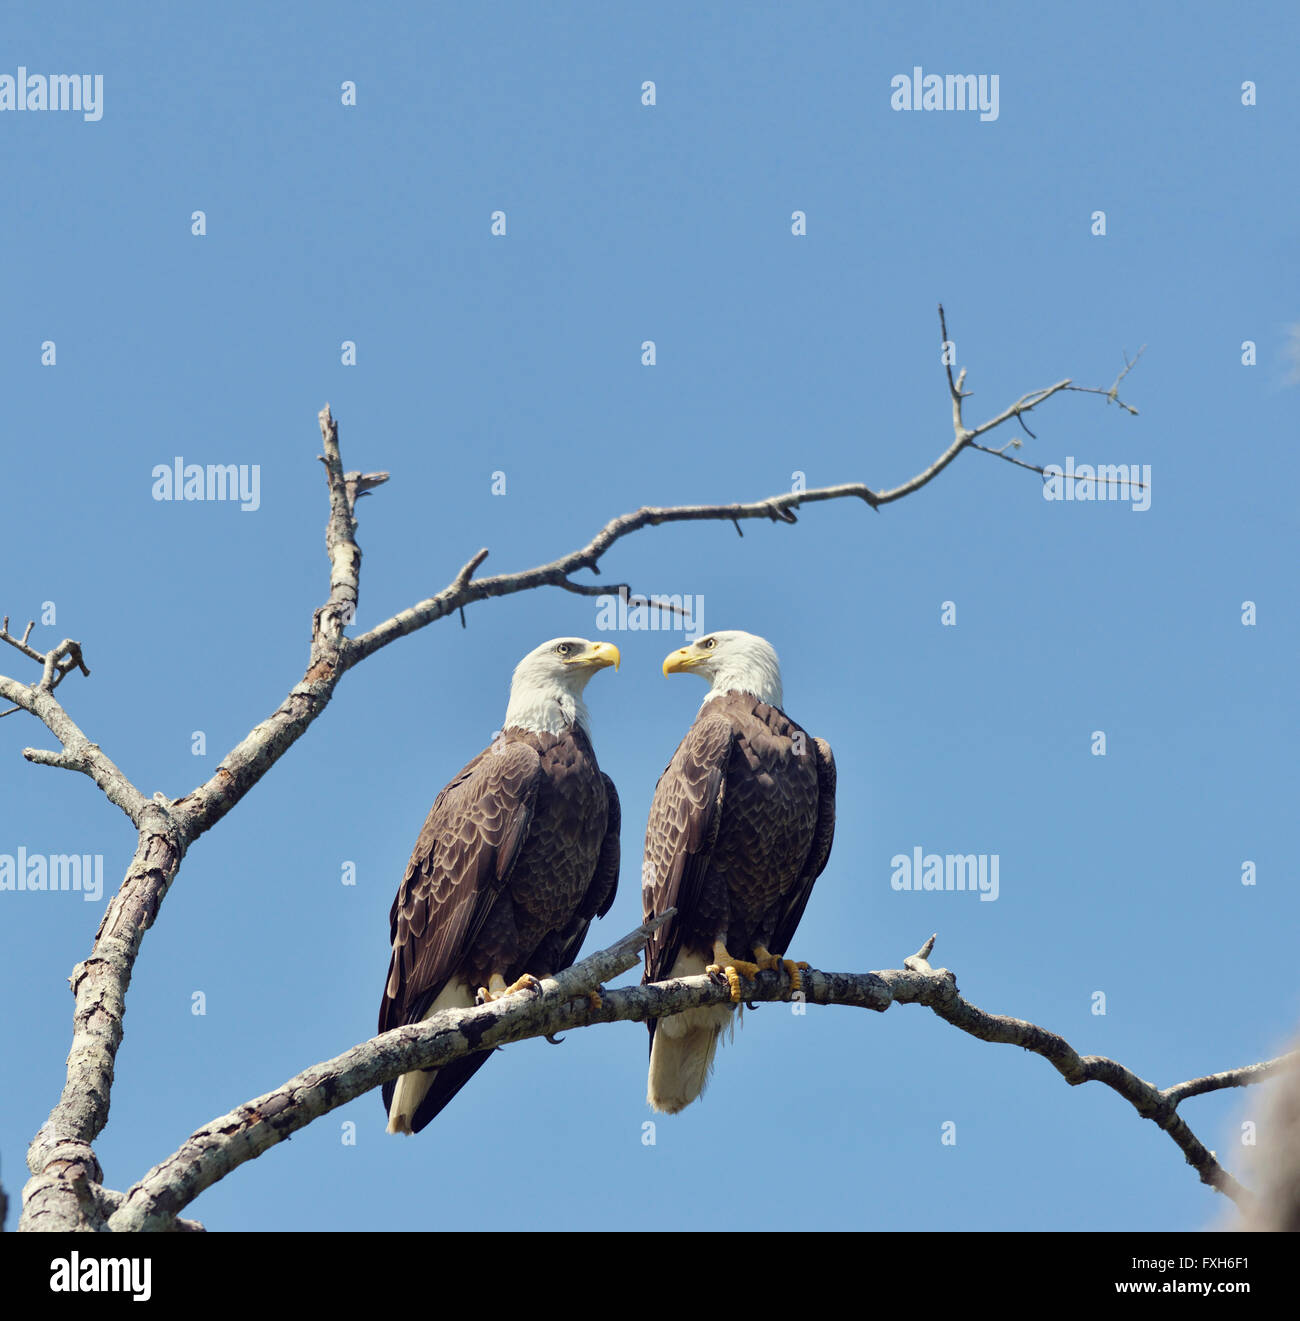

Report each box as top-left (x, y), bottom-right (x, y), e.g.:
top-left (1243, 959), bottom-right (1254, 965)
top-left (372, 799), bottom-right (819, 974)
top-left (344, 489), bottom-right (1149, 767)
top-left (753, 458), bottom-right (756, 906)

top-left (380, 637), bottom-right (621, 1134)
top-left (641, 630), bottom-right (836, 1114)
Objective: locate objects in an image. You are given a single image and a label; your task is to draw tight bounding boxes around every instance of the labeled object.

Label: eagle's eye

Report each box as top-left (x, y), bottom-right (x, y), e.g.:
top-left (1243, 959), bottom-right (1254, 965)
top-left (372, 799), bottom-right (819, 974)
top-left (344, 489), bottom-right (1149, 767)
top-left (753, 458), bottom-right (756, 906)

top-left (555, 642), bottom-right (572, 656)
top-left (701, 637), bottom-right (716, 650)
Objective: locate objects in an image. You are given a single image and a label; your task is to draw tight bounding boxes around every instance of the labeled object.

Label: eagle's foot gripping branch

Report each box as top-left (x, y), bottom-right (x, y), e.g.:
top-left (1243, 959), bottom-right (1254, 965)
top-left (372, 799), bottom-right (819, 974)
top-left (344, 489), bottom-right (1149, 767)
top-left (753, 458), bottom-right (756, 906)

top-left (753, 944), bottom-right (810, 993)
top-left (707, 941), bottom-right (761, 1003)
top-left (476, 972), bottom-right (542, 1005)
top-left (708, 943), bottom-right (810, 1001)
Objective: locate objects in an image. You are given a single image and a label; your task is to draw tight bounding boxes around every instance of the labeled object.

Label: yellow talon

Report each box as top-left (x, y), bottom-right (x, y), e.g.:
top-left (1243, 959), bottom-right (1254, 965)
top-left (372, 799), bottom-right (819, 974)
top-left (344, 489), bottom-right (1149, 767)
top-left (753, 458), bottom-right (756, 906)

top-left (708, 941), bottom-right (760, 1003)
top-left (477, 972), bottom-right (540, 1004)
top-left (783, 960), bottom-right (810, 992)
top-left (754, 945), bottom-right (810, 993)
top-left (704, 963), bottom-right (747, 1002)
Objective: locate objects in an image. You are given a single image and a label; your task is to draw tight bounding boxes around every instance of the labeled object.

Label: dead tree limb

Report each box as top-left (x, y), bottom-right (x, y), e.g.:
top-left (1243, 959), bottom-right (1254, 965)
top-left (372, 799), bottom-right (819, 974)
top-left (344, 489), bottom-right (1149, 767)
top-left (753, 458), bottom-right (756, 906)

top-left (106, 925), bottom-right (1295, 1232)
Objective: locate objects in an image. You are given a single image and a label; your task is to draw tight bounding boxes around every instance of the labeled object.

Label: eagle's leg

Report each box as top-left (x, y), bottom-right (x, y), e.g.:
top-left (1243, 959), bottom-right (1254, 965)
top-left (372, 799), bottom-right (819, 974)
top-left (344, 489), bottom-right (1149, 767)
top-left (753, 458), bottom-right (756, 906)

top-left (476, 972), bottom-right (542, 1004)
top-left (706, 940), bottom-right (762, 1003)
top-left (753, 943), bottom-right (810, 992)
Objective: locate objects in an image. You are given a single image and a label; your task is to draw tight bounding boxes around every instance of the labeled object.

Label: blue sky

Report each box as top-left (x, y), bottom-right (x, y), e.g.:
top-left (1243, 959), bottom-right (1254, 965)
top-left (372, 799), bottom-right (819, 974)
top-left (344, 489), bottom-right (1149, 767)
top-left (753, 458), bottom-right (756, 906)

top-left (1, 2), bottom-right (1296, 1232)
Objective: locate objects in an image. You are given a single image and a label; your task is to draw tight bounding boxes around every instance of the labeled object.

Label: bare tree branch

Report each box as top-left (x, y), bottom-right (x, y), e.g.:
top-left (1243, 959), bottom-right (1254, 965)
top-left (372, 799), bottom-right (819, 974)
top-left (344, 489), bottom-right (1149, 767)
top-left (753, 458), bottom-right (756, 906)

top-left (1070, 344), bottom-right (1145, 414)
top-left (347, 317), bottom-right (1138, 667)
top-left (12, 404), bottom-right (372, 1228)
top-left (105, 927), bottom-right (1282, 1231)
top-left (0, 673), bottom-right (149, 824)
top-left (1162, 1056), bottom-right (1298, 1107)
top-left (1235, 1037), bottom-right (1300, 1232)
top-left (0, 618), bottom-right (90, 717)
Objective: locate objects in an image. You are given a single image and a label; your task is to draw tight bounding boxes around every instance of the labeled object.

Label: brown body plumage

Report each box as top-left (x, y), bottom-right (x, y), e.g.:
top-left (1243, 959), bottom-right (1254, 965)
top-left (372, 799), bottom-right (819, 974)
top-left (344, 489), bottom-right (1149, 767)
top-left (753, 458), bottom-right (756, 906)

top-left (380, 638), bottom-right (620, 1134)
top-left (636, 634), bottom-right (834, 1109)
top-left (643, 694), bottom-right (833, 980)
top-left (642, 657), bottom-right (835, 1113)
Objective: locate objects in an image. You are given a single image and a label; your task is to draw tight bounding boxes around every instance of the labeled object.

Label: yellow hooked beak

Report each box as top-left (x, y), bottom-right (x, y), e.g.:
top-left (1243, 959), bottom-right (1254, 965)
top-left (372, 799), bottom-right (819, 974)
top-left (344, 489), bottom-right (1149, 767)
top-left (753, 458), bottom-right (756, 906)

top-left (573, 641), bottom-right (620, 672)
top-left (662, 644), bottom-right (702, 677)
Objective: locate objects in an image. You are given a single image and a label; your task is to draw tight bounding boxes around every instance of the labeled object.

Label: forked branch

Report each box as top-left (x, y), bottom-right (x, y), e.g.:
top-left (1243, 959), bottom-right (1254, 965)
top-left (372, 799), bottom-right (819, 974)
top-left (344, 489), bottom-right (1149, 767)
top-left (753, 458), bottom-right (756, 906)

top-left (107, 926), bottom-right (1293, 1231)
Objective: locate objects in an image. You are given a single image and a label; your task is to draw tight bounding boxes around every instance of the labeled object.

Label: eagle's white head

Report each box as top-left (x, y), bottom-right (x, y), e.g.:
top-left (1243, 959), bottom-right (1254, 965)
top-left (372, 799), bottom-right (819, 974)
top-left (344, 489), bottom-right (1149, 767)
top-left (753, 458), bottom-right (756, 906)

top-left (503, 637), bottom-right (621, 737)
top-left (661, 630), bottom-right (783, 709)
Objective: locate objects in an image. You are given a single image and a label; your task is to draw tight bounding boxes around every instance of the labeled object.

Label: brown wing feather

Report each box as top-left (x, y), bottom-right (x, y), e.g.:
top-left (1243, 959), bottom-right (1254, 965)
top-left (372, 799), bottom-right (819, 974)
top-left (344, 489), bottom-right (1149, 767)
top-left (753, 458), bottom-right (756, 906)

top-left (382, 735), bottom-right (619, 1130)
top-left (641, 714), bottom-right (734, 989)
top-left (379, 740), bottom-right (541, 1046)
top-left (772, 735), bottom-right (836, 954)
top-left (551, 772), bottom-right (621, 972)
top-left (589, 772), bottom-right (622, 921)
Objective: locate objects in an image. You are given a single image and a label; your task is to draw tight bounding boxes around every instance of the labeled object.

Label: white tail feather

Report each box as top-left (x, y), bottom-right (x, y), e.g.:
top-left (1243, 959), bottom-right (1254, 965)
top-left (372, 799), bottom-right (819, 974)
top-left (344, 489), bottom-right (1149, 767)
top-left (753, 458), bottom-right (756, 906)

top-left (647, 1022), bottom-right (724, 1113)
top-left (385, 979), bottom-right (475, 1135)
top-left (645, 951), bottom-right (737, 1113)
